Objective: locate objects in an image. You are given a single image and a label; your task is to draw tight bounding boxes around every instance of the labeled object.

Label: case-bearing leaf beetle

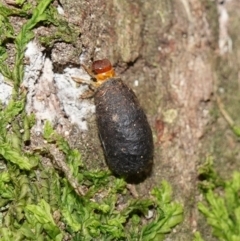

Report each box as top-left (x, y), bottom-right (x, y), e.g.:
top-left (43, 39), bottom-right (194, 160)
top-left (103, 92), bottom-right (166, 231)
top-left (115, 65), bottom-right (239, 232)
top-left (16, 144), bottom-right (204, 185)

top-left (73, 59), bottom-right (154, 180)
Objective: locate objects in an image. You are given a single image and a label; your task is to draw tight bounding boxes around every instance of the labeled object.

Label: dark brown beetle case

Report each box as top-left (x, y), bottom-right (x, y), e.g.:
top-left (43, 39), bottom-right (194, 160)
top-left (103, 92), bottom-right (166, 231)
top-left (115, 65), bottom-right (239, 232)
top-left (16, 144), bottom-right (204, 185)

top-left (94, 78), bottom-right (153, 178)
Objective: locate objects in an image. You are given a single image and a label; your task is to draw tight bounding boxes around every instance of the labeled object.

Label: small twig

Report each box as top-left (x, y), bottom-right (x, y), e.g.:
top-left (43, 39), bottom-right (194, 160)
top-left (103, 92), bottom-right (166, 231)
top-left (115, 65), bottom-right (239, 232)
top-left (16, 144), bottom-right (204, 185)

top-left (127, 184), bottom-right (139, 198)
top-left (54, 156), bottom-right (86, 196)
top-left (34, 147), bottom-right (86, 196)
top-left (215, 94), bottom-right (234, 127)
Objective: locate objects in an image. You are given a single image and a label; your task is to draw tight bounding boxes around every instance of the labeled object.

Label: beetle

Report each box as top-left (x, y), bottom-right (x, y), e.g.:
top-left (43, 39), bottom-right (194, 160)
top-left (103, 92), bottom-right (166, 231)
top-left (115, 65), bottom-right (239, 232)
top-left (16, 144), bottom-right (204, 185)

top-left (74, 59), bottom-right (153, 180)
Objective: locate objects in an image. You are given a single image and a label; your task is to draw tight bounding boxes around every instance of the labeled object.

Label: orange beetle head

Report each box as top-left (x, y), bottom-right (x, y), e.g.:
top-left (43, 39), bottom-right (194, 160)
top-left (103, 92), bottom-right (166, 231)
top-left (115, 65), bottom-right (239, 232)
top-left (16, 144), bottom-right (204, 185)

top-left (92, 59), bottom-right (115, 84)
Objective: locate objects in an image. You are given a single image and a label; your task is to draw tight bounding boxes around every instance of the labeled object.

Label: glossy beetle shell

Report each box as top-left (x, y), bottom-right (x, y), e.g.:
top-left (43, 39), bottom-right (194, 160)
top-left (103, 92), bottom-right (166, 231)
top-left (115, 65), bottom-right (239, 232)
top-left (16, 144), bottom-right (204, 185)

top-left (94, 77), bottom-right (153, 178)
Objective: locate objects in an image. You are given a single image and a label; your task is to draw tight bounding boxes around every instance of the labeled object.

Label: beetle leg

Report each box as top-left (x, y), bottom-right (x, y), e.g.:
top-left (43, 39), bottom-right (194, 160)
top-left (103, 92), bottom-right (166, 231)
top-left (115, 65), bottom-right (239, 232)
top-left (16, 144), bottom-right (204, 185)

top-left (71, 76), bottom-right (88, 84)
top-left (81, 63), bottom-right (96, 79)
top-left (72, 75), bottom-right (97, 99)
top-left (71, 76), bottom-right (98, 91)
top-left (80, 89), bottom-right (95, 99)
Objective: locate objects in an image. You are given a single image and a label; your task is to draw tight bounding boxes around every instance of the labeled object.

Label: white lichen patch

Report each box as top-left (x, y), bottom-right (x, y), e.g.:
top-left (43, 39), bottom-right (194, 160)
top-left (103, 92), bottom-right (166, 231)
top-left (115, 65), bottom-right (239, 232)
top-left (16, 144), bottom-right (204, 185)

top-left (57, 5), bottom-right (65, 15)
top-left (24, 51), bottom-right (66, 133)
top-left (54, 68), bottom-right (95, 131)
top-left (0, 74), bottom-right (12, 105)
top-left (218, 0), bottom-right (232, 55)
top-left (23, 41), bottom-right (45, 114)
top-left (23, 41), bottom-right (95, 133)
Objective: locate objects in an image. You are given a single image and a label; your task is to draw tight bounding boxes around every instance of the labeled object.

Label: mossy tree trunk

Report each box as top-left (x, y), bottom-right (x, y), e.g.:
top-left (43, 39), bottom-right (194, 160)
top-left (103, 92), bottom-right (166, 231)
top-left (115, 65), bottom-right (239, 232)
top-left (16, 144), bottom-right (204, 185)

top-left (4, 0), bottom-right (238, 240)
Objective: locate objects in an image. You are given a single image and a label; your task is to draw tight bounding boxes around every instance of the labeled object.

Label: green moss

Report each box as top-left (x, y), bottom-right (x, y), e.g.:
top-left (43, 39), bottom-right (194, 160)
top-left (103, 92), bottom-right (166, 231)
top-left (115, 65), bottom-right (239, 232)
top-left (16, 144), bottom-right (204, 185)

top-left (197, 159), bottom-right (240, 241)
